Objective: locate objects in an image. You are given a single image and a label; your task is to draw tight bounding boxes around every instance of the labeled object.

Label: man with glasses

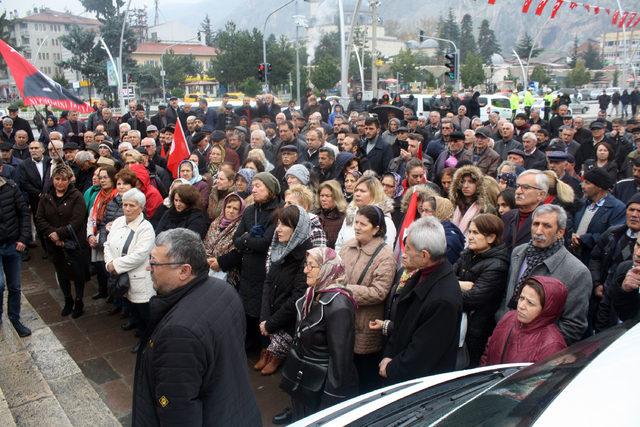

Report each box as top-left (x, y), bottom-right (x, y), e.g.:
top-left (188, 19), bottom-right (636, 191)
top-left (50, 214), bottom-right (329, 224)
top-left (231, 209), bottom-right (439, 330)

top-left (133, 228), bottom-right (260, 425)
top-left (502, 169), bottom-right (548, 252)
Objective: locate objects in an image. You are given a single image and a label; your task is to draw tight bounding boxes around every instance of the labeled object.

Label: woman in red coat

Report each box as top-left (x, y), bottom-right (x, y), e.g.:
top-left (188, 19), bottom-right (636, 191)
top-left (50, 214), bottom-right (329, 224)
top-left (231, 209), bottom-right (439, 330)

top-left (480, 276), bottom-right (568, 366)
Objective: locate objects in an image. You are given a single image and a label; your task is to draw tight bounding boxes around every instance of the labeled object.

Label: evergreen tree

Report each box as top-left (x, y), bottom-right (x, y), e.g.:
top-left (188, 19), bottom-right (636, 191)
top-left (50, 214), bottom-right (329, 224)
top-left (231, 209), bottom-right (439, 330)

top-left (390, 49), bottom-right (419, 83)
top-left (568, 35), bottom-right (578, 68)
top-left (459, 14), bottom-right (477, 63)
top-left (582, 42), bottom-right (604, 69)
top-left (437, 9), bottom-right (460, 57)
top-left (461, 52), bottom-right (485, 88)
top-left (530, 65), bottom-right (551, 85)
top-left (565, 60), bottom-right (591, 87)
top-left (477, 19), bottom-right (501, 63)
top-left (199, 15), bottom-right (214, 47)
top-left (515, 32), bottom-right (543, 60)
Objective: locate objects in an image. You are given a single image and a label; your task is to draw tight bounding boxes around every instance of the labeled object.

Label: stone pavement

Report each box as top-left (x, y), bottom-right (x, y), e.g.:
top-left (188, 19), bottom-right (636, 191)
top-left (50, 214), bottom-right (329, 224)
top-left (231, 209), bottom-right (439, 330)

top-left (7, 245), bottom-right (289, 426)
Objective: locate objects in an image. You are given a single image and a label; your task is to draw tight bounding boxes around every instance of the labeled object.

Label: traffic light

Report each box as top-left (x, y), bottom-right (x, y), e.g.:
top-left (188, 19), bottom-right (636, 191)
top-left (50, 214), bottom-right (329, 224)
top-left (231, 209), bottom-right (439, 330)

top-left (257, 63), bottom-right (265, 81)
top-left (419, 30), bottom-right (426, 43)
top-left (267, 63), bottom-right (272, 73)
top-left (444, 53), bottom-right (456, 81)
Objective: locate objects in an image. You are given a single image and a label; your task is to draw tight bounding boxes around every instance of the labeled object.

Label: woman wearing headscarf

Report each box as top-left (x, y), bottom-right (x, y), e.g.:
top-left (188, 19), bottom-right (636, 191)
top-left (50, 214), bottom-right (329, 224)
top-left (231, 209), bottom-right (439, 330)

top-left (154, 178), bottom-right (189, 222)
top-left (381, 118), bottom-right (400, 145)
top-left (274, 247), bottom-right (358, 424)
top-left (204, 144), bottom-right (225, 185)
top-left (257, 205), bottom-right (313, 375)
top-left (205, 193), bottom-right (246, 287)
top-left (178, 159), bottom-right (210, 211)
top-left (38, 115), bottom-right (61, 145)
top-left (481, 276), bottom-right (568, 365)
top-left (235, 167), bottom-right (256, 205)
top-left (86, 166), bottom-right (118, 300)
top-left (234, 172), bottom-right (281, 351)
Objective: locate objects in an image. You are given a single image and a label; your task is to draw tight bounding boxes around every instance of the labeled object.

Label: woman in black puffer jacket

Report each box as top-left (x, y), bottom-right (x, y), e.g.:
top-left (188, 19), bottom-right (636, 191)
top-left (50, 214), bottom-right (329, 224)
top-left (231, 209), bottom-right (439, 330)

top-left (453, 213), bottom-right (510, 368)
top-left (155, 184), bottom-right (208, 238)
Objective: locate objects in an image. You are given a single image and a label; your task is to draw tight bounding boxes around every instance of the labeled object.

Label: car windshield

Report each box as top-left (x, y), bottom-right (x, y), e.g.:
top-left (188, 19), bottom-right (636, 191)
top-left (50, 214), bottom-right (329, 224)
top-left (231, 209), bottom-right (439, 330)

top-left (435, 319), bottom-right (638, 426)
top-left (344, 368), bottom-right (521, 427)
top-left (492, 98), bottom-right (511, 109)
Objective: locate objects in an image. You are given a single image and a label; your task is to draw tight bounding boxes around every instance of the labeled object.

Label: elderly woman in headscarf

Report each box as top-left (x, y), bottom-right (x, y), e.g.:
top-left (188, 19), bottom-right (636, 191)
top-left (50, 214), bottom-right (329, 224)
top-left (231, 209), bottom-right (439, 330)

top-left (275, 247), bottom-right (358, 424)
top-left (235, 167), bottom-right (256, 205)
top-left (204, 144), bottom-right (225, 185)
top-left (178, 159), bottom-right (210, 211)
top-left (256, 205), bottom-right (313, 376)
top-left (206, 192), bottom-right (246, 287)
top-left (381, 117), bottom-right (401, 145)
top-left (381, 172), bottom-right (405, 230)
top-left (153, 178), bottom-right (189, 223)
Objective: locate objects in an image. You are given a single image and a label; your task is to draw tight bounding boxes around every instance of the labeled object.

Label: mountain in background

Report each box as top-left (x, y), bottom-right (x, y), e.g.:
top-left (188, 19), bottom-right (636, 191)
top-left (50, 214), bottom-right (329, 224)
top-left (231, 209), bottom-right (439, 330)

top-left (135, 0), bottom-right (640, 59)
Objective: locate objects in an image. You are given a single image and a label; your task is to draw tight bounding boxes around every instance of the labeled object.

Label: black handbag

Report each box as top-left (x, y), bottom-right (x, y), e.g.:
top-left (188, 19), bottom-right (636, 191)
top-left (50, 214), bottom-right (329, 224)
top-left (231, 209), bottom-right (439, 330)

top-left (279, 345), bottom-right (328, 401)
top-left (108, 230), bottom-right (135, 298)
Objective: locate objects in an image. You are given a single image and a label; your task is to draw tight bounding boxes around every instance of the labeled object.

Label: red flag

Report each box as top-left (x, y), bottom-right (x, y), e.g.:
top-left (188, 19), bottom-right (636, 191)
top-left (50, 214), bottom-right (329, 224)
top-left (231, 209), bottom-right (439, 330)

top-left (626, 12), bottom-right (638, 27)
top-left (0, 40), bottom-right (92, 113)
top-left (488, 0), bottom-right (496, 4)
top-left (166, 118), bottom-right (191, 178)
top-left (397, 190), bottom-right (419, 255)
top-left (569, 2), bottom-right (578, 10)
top-left (551, 0), bottom-right (564, 18)
top-left (522, 0), bottom-right (534, 13)
top-left (535, 0), bottom-right (550, 15)
top-left (593, 6), bottom-right (600, 14)
top-left (619, 11), bottom-right (630, 27)
top-left (612, 10), bottom-right (620, 24)
top-left (605, 8), bottom-right (610, 15)
top-left (583, 3), bottom-right (590, 12)
top-left (632, 14), bottom-right (640, 28)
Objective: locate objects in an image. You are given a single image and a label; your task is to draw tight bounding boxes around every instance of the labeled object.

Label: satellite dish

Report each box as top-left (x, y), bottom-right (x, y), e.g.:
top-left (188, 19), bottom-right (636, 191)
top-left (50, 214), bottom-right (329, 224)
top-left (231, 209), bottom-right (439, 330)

top-left (491, 53), bottom-right (505, 65)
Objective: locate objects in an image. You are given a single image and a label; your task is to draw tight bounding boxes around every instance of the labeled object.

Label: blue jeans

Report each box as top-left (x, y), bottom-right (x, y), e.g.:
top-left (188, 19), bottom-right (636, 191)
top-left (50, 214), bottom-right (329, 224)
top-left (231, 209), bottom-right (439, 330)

top-left (0, 243), bottom-right (23, 322)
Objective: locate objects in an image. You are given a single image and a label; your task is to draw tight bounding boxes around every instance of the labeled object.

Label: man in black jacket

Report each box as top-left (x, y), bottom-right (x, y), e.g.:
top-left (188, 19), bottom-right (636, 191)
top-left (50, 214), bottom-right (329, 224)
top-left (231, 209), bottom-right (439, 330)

top-left (0, 159), bottom-right (32, 337)
top-left (360, 117), bottom-right (393, 176)
top-left (380, 216), bottom-right (462, 383)
top-left (134, 229), bottom-right (260, 426)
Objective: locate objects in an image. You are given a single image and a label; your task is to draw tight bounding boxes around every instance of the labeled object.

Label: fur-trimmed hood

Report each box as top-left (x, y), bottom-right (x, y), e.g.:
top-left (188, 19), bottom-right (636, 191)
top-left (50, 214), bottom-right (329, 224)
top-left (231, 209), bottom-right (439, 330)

top-left (449, 165), bottom-right (494, 213)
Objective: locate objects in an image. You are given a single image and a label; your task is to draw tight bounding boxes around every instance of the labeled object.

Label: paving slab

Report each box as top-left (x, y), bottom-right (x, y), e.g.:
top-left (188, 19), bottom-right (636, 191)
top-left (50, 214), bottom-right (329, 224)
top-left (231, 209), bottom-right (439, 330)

top-left (0, 351), bottom-right (52, 409)
top-left (0, 386), bottom-right (16, 426)
top-left (49, 373), bottom-right (120, 426)
top-left (10, 396), bottom-right (71, 427)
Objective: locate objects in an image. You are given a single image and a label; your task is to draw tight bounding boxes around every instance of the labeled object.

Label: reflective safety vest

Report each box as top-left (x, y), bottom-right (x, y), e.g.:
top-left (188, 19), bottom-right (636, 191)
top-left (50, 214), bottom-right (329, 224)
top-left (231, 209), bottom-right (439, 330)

top-left (524, 91), bottom-right (535, 107)
top-left (510, 94), bottom-right (520, 110)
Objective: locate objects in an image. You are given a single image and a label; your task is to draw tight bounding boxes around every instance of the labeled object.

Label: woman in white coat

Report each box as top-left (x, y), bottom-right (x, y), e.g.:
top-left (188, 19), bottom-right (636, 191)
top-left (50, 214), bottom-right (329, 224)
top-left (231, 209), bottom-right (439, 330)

top-left (104, 188), bottom-right (156, 353)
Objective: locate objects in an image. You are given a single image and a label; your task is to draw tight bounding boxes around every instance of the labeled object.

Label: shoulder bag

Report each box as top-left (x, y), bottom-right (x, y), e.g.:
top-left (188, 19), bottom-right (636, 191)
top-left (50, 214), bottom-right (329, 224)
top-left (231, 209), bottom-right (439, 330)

top-left (108, 229), bottom-right (135, 299)
top-left (356, 242), bottom-right (386, 286)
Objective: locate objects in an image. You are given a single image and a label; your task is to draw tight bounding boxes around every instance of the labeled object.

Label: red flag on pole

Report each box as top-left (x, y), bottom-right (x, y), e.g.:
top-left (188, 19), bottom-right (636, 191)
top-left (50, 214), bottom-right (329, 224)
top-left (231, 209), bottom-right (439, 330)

top-left (488, 0), bottom-right (496, 4)
top-left (631, 14), bottom-right (640, 28)
top-left (522, 0), bottom-right (534, 13)
top-left (397, 191), bottom-right (419, 255)
top-left (593, 6), bottom-right (600, 14)
top-left (612, 10), bottom-right (620, 24)
top-left (0, 40), bottom-right (92, 113)
top-left (535, 0), bottom-right (550, 15)
top-left (626, 12), bottom-right (638, 27)
top-left (569, 2), bottom-right (578, 9)
top-left (166, 118), bottom-right (191, 178)
top-left (605, 8), bottom-right (611, 15)
top-left (583, 3), bottom-right (590, 12)
top-left (619, 11), bottom-right (630, 27)
top-left (551, 0), bottom-right (564, 18)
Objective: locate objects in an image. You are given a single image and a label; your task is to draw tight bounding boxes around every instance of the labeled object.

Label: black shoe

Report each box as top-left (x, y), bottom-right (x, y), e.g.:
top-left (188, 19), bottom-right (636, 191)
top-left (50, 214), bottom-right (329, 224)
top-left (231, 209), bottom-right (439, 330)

top-left (71, 299), bottom-right (84, 319)
top-left (121, 322), bottom-right (136, 331)
top-left (108, 306), bottom-right (121, 316)
top-left (131, 342), bottom-right (140, 353)
top-left (105, 295), bottom-right (113, 304)
top-left (61, 298), bottom-right (74, 317)
top-left (11, 321), bottom-right (32, 337)
top-left (92, 292), bottom-right (108, 300)
top-left (272, 408), bottom-right (293, 425)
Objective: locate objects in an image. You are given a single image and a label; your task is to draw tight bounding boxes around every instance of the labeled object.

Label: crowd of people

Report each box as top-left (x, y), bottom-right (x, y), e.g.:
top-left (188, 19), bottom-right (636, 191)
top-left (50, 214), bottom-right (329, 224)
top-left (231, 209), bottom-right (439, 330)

top-left (1, 88), bottom-right (640, 424)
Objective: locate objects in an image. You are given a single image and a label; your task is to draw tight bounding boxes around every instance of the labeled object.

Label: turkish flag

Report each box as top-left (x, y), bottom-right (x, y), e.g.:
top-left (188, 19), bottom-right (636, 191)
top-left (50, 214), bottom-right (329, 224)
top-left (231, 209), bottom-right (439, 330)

top-left (535, 0), bottom-right (550, 15)
top-left (0, 39), bottom-right (92, 113)
top-left (618, 11), bottom-right (630, 28)
top-left (522, 0), bottom-right (534, 13)
top-left (397, 190), bottom-right (419, 255)
top-left (166, 118), bottom-right (190, 178)
top-left (550, 0), bottom-right (564, 18)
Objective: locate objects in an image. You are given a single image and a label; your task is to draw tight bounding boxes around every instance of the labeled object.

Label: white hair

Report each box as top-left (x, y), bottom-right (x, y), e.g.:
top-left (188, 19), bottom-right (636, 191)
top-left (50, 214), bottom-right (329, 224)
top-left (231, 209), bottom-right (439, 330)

top-left (122, 188), bottom-right (146, 208)
top-left (406, 216), bottom-right (447, 261)
top-left (518, 169), bottom-right (549, 193)
top-left (119, 123), bottom-right (131, 132)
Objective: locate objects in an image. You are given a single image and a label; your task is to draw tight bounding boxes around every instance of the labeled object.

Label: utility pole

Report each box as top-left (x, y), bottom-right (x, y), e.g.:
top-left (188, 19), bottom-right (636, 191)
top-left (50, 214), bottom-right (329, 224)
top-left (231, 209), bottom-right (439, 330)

top-left (295, 0), bottom-right (301, 106)
top-left (370, 0), bottom-right (380, 98)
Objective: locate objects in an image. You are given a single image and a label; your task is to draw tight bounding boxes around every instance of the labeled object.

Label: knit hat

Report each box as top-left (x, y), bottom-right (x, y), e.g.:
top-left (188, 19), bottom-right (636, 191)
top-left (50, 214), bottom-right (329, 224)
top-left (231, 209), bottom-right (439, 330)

top-left (627, 192), bottom-right (640, 207)
top-left (254, 172), bottom-right (281, 196)
top-left (584, 167), bottom-right (613, 191)
top-left (284, 164), bottom-right (310, 185)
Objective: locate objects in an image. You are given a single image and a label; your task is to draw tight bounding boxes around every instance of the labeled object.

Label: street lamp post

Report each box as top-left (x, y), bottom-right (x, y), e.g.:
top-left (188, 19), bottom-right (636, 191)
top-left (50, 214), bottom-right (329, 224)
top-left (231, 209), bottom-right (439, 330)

top-left (118, 0), bottom-right (133, 114)
top-left (617, 0), bottom-right (629, 88)
top-left (370, 0), bottom-right (380, 98)
top-left (263, 0), bottom-right (297, 93)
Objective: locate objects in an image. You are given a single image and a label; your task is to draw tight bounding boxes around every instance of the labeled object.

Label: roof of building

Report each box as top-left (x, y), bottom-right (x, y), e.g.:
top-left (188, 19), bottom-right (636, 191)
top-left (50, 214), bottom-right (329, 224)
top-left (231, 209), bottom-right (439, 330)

top-left (134, 42), bottom-right (217, 56)
top-left (19, 8), bottom-right (100, 26)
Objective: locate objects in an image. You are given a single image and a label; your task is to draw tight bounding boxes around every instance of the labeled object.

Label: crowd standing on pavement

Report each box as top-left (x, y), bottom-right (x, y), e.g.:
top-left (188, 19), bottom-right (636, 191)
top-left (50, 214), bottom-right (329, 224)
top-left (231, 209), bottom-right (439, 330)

top-left (1, 87), bottom-right (640, 425)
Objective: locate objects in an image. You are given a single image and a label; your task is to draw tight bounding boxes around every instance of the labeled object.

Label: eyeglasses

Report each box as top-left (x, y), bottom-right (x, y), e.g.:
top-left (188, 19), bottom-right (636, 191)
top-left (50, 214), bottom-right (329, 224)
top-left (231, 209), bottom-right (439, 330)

top-left (303, 262), bottom-right (319, 270)
top-left (148, 256), bottom-right (184, 268)
top-left (515, 183), bottom-right (542, 191)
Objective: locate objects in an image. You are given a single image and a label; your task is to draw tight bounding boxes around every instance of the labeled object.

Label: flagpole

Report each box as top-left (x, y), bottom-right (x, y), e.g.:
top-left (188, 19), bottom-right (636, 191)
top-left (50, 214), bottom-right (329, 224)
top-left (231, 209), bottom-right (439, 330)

top-left (118, 0), bottom-right (133, 115)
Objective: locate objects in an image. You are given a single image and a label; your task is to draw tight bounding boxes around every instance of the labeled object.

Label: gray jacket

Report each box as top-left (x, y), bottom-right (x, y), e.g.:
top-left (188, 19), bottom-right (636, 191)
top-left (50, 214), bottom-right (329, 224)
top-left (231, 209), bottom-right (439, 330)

top-left (497, 243), bottom-right (591, 345)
